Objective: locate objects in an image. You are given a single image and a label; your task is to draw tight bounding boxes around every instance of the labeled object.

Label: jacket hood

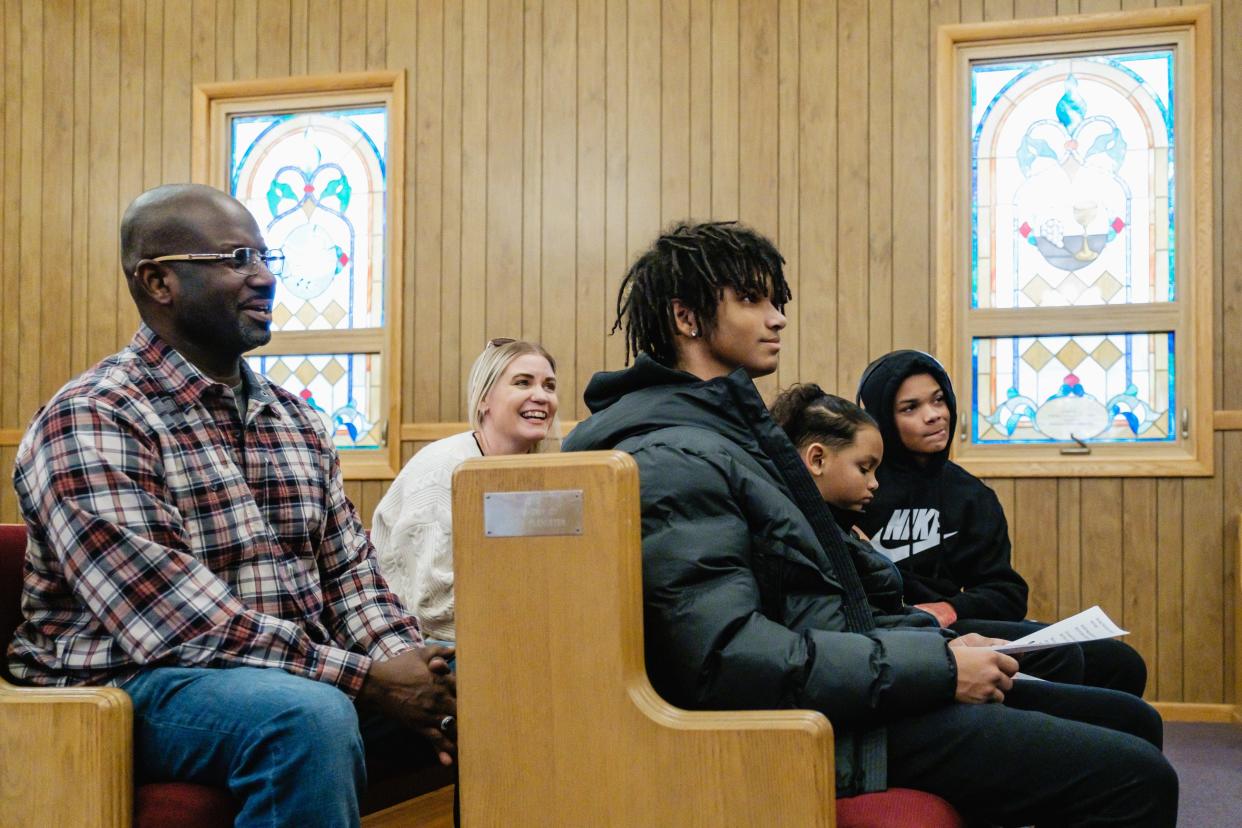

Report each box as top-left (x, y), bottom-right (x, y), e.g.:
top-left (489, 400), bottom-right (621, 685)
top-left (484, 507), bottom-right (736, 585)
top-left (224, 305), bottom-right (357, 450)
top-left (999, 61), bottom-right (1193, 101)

top-left (567, 353), bottom-right (763, 453)
top-left (856, 350), bottom-right (957, 473)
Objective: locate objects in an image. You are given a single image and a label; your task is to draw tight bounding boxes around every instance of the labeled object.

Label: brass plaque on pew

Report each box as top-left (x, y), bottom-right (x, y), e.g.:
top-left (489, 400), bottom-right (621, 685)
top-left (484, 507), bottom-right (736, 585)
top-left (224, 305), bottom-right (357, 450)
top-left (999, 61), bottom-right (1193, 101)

top-left (483, 490), bottom-right (584, 537)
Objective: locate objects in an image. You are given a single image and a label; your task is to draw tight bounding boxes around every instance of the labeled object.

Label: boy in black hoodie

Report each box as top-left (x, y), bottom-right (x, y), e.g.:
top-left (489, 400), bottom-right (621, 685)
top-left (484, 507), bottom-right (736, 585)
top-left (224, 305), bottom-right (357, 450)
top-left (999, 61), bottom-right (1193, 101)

top-left (565, 222), bottom-right (1174, 825)
top-left (855, 349), bottom-right (1147, 695)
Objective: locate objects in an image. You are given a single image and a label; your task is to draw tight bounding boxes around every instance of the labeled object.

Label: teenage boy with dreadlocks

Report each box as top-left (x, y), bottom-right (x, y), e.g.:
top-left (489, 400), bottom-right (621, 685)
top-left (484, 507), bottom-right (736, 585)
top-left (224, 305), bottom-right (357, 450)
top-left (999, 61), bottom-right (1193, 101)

top-left (563, 221), bottom-right (1176, 826)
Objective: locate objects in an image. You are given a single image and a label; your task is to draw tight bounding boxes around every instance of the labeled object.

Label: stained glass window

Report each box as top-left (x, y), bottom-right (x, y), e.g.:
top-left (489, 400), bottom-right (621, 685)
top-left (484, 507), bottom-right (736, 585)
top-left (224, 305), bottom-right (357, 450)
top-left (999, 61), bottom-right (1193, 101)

top-left (972, 333), bottom-right (1173, 444)
top-left (966, 47), bottom-right (1181, 448)
top-left (229, 105), bottom-right (389, 451)
top-left (972, 51), bottom-right (1173, 311)
top-left (247, 353), bottom-right (385, 449)
top-left (940, 11), bottom-right (1211, 475)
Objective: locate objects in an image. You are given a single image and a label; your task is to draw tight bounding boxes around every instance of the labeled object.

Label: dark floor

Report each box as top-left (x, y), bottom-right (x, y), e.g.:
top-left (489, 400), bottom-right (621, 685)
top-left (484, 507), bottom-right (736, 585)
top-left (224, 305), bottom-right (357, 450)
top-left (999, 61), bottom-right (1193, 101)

top-left (1163, 721), bottom-right (1242, 828)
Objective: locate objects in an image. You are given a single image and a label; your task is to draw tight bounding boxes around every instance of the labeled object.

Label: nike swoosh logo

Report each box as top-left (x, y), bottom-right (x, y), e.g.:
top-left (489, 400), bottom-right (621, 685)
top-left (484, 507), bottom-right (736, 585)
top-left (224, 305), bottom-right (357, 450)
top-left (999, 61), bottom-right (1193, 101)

top-left (871, 532), bottom-right (953, 562)
top-left (870, 536), bottom-right (913, 563)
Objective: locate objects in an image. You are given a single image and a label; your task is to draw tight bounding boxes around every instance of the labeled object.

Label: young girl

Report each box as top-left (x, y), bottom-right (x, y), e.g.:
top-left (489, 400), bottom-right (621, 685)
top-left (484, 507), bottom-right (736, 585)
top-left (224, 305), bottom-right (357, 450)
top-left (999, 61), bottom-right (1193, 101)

top-left (770, 384), bottom-right (936, 628)
top-left (770, 384), bottom-right (882, 529)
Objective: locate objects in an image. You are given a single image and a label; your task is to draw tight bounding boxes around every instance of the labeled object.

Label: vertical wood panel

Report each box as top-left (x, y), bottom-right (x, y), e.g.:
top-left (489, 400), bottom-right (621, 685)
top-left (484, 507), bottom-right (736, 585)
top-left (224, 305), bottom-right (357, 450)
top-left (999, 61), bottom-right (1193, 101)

top-left (88, 0), bottom-right (120, 365)
top-left (440, 0), bottom-right (465, 419)
top-left (1014, 479), bottom-right (1058, 622)
top-left (574, 0), bottom-right (607, 420)
top-left (660, 0), bottom-right (690, 224)
top-left (866, 0), bottom-right (893, 361)
top-left (1121, 478), bottom-right (1157, 673)
top-left (18, 0), bottom-right (44, 422)
top-left (388, 0), bottom-right (418, 421)
top-left (627, 0), bottom-right (661, 275)
top-left (710, 0), bottom-right (739, 219)
top-left (602, 0), bottom-right (628, 371)
top-left (796, 0), bottom-right (835, 385)
top-left (162, 2), bottom-right (192, 181)
top-left (1015, 0), bottom-right (1059, 16)
top-left (687, 0), bottom-right (711, 220)
top-left (775, 0), bottom-right (799, 392)
top-left (1, 0), bottom-right (20, 429)
top-left (1080, 479), bottom-right (1124, 618)
top-left (256, 0), bottom-right (291, 79)
top-left (143, 1), bottom-right (164, 187)
top-left (1222, 0), bottom-right (1242, 413)
top-left (892, 0), bottom-right (932, 351)
top-left (192, 0), bottom-right (217, 83)
top-left (117, 0), bottom-right (145, 346)
top-left (1223, 432), bottom-right (1241, 702)
top-left (306, 0), bottom-right (341, 74)
top-left (40, 1), bottom-right (72, 403)
top-left (738, 0), bottom-right (779, 400)
top-left (70, 0), bottom-right (91, 374)
top-left (520, 0), bottom-right (543, 341)
top-left (1155, 477), bottom-right (1184, 699)
top-left (215, 0), bottom-right (234, 82)
top-left (1183, 436), bottom-right (1224, 701)
top-left (486, 0), bottom-right (524, 337)
top-left (289, 0), bottom-right (308, 75)
top-left (340, 0), bottom-right (367, 72)
top-left (366, 0), bottom-right (386, 70)
top-left (458, 0), bottom-right (488, 396)
top-left (541, 0), bottom-right (578, 412)
top-left (989, 478), bottom-right (1016, 560)
top-left (232, 0), bottom-right (256, 78)
top-left (1056, 478), bottom-right (1082, 618)
top-left (414, 0), bottom-right (443, 422)
top-left (834, 0), bottom-right (868, 395)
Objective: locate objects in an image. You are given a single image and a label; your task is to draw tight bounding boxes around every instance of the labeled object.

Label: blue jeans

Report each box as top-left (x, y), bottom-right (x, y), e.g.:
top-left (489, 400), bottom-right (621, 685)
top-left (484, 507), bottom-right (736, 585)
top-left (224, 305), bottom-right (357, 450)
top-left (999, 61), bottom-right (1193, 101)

top-left (124, 666), bottom-right (387, 828)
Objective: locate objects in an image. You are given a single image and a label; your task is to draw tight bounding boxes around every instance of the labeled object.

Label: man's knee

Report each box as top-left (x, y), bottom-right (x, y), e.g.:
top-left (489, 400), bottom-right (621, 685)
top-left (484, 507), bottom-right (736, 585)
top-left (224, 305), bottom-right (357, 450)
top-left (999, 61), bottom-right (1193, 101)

top-left (260, 673), bottom-right (363, 750)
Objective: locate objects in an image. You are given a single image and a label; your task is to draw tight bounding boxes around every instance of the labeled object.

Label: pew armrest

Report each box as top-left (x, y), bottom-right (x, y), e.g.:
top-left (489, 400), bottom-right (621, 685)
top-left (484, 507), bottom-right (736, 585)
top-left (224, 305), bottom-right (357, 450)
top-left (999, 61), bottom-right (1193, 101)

top-left (0, 675), bottom-right (134, 827)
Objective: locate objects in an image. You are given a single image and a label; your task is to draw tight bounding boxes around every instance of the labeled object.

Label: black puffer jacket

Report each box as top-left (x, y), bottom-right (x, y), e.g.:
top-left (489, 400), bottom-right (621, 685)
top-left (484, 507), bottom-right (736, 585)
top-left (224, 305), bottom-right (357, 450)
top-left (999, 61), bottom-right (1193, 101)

top-left (564, 355), bottom-right (956, 795)
top-left (855, 350), bottom-right (1029, 621)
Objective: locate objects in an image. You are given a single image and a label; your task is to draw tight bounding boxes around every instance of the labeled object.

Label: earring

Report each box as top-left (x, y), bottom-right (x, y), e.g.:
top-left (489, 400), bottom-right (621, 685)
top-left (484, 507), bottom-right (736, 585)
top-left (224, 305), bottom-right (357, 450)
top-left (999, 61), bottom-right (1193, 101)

top-left (690, 328), bottom-right (699, 338)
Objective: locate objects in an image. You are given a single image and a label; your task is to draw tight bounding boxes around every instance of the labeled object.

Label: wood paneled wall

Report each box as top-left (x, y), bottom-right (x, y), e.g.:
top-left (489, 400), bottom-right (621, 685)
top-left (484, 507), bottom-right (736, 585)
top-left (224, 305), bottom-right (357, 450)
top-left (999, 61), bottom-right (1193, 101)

top-left (0, 0), bottom-right (1237, 704)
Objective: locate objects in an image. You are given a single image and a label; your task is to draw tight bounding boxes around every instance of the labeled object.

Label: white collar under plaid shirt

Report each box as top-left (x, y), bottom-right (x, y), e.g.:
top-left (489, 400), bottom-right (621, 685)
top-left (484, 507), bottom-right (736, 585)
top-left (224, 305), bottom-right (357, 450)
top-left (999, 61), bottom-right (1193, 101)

top-left (9, 324), bottom-right (421, 694)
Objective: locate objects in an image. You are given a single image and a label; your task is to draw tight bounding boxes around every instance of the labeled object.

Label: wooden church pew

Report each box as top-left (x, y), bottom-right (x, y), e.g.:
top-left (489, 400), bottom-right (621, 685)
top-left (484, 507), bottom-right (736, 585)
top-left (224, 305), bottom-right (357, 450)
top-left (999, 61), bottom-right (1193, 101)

top-left (452, 450), bottom-right (963, 827)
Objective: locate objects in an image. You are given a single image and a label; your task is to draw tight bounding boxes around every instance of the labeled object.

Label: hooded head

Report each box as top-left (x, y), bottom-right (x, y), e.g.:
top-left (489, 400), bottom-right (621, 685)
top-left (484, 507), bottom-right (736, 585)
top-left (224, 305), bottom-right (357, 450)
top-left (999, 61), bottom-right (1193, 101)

top-left (856, 350), bottom-right (957, 472)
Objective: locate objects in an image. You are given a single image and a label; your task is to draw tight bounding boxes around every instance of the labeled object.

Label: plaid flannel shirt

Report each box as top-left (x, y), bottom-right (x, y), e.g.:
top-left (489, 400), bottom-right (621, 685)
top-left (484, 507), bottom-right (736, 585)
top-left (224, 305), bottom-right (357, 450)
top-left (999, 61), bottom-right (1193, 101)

top-left (8, 324), bottom-right (421, 696)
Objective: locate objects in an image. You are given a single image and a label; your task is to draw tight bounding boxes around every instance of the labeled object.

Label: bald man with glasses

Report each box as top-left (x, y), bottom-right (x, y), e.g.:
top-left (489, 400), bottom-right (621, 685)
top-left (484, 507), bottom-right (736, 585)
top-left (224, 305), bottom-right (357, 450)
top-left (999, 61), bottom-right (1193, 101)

top-left (9, 183), bottom-right (455, 827)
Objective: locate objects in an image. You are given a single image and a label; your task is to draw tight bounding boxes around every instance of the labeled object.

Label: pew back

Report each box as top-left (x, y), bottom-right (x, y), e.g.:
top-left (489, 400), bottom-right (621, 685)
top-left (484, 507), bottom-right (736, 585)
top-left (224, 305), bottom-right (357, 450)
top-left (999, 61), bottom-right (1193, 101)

top-left (452, 450), bottom-right (835, 827)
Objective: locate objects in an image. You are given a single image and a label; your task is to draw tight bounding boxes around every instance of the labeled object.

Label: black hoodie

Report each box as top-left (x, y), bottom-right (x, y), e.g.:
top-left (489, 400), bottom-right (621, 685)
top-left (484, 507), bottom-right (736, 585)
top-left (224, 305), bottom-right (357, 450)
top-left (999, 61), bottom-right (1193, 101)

top-left (855, 350), bottom-right (1029, 621)
top-left (564, 354), bottom-right (956, 795)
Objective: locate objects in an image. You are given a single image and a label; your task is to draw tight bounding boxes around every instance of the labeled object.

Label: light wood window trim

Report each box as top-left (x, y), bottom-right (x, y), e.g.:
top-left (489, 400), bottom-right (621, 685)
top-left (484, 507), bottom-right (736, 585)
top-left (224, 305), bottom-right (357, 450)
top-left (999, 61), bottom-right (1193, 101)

top-left (934, 6), bottom-right (1213, 478)
top-left (192, 72), bottom-right (406, 480)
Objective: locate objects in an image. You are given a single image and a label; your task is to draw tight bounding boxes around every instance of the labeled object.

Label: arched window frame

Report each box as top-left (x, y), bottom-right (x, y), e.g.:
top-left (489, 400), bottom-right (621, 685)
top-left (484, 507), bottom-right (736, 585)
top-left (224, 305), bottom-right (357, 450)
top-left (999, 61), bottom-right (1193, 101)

top-left (935, 7), bottom-right (1213, 477)
top-left (192, 71), bottom-right (406, 480)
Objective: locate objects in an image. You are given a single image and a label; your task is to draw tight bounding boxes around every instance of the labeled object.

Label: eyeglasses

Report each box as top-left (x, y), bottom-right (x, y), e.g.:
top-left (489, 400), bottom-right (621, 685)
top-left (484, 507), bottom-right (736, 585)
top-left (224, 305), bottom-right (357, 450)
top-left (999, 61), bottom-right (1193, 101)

top-left (486, 337), bottom-right (516, 348)
top-left (152, 247), bottom-right (285, 277)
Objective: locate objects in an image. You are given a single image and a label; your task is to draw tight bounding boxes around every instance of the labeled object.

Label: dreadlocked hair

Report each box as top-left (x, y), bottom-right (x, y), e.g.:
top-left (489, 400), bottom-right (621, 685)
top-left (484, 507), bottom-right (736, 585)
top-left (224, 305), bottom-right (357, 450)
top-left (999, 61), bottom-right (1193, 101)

top-left (612, 221), bottom-right (791, 365)
top-left (770, 383), bottom-right (878, 452)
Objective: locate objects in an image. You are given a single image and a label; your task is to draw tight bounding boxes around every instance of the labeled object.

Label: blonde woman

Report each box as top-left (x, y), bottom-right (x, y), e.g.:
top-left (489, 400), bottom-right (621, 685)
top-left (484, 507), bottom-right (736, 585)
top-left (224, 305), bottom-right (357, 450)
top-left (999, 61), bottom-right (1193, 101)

top-left (372, 339), bottom-right (560, 649)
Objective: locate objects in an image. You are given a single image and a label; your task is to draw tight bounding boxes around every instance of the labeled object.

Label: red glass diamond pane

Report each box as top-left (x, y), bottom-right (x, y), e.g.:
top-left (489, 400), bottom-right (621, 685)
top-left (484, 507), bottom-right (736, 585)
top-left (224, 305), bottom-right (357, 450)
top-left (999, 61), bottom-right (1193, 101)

top-left (1111, 217), bottom-right (1125, 233)
top-left (1019, 221), bottom-right (1032, 238)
